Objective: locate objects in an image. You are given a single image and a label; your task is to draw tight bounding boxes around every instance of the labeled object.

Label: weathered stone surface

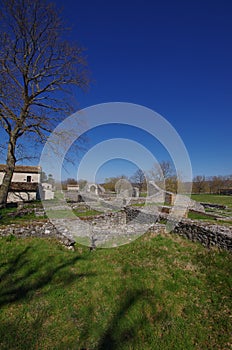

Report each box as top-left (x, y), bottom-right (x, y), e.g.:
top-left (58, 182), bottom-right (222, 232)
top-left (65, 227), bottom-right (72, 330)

top-left (0, 207), bottom-right (231, 251)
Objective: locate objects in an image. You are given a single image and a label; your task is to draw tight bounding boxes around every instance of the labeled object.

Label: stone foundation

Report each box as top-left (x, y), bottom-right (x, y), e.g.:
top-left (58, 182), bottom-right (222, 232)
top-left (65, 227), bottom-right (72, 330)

top-left (170, 220), bottom-right (232, 251)
top-left (0, 207), bottom-right (231, 251)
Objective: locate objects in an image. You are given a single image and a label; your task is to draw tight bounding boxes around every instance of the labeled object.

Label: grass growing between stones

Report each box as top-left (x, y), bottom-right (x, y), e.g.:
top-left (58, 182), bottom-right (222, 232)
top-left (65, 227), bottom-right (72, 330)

top-left (0, 206), bottom-right (44, 226)
top-left (0, 234), bottom-right (231, 350)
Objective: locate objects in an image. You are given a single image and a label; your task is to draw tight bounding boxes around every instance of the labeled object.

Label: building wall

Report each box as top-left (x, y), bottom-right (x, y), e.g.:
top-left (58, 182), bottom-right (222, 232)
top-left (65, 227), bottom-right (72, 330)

top-left (0, 167), bottom-right (41, 203)
top-left (41, 189), bottom-right (54, 200)
top-left (12, 172), bottom-right (40, 183)
top-left (7, 191), bottom-right (37, 202)
top-left (0, 171), bottom-right (40, 184)
top-left (67, 185), bottom-right (80, 191)
top-left (42, 183), bottom-right (53, 190)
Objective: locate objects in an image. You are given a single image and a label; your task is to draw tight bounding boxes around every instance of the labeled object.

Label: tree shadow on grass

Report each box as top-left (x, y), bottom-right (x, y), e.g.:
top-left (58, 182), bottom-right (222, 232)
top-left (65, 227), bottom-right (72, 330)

top-left (0, 305), bottom-right (49, 350)
top-left (96, 288), bottom-right (158, 350)
top-left (0, 245), bottom-right (94, 308)
top-left (0, 241), bottom-right (96, 349)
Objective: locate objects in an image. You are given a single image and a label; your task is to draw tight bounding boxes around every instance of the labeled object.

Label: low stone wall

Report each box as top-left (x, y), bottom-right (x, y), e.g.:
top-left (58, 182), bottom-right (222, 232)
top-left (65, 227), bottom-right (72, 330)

top-left (0, 221), bottom-right (75, 248)
top-left (64, 191), bottom-right (83, 202)
top-left (79, 210), bottom-right (127, 225)
top-left (123, 207), bottom-right (232, 251)
top-left (129, 198), bottom-right (146, 205)
top-left (124, 206), bottom-right (159, 225)
top-left (171, 220), bottom-right (232, 251)
top-left (0, 207), bottom-right (231, 251)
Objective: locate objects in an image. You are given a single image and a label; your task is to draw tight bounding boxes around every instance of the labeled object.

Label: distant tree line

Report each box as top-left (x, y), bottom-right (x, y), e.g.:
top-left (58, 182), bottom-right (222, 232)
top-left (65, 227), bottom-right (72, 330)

top-left (103, 175), bottom-right (128, 192)
top-left (103, 161), bottom-right (182, 194)
top-left (58, 162), bottom-right (232, 195)
top-left (102, 162), bottom-right (232, 195)
top-left (192, 175), bottom-right (232, 194)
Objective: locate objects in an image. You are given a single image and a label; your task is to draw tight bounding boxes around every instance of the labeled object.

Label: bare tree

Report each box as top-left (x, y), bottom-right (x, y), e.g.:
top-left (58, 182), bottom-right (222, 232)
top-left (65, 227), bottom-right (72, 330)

top-left (193, 175), bottom-right (207, 194)
top-left (209, 176), bottom-right (224, 194)
top-left (0, 0), bottom-right (88, 206)
top-left (103, 175), bottom-right (128, 192)
top-left (66, 178), bottom-right (78, 185)
top-left (78, 179), bottom-right (87, 190)
top-left (149, 161), bottom-right (174, 181)
top-left (164, 175), bottom-right (177, 193)
top-left (224, 175), bottom-right (232, 189)
top-left (130, 169), bottom-right (146, 192)
top-left (149, 160), bottom-right (175, 190)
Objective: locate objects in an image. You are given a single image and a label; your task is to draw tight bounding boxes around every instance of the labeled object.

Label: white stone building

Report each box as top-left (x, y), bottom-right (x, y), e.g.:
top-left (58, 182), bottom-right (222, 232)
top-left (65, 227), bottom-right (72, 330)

top-left (41, 182), bottom-right (55, 200)
top-left (0, 164), bottom-right (41, 202)
top-left (84, 183), bottom-right (105, 195)
top-left (67, 184), bottom-right (80, 191)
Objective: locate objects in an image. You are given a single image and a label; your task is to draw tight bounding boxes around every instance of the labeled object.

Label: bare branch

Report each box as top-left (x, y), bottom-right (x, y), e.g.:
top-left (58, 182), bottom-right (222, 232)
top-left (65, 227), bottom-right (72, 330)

top-left (0, 0), bottom-right (89, 206)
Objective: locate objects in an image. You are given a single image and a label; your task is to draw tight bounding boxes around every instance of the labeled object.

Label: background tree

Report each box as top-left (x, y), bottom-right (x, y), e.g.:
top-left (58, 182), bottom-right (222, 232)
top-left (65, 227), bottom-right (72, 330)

top-left (0, 0), bottom-right (88, 206)
top-left (209, 176), bottom-right (224, 194)
top-left (130, 169), bottom-right (146, 192)
top-left (103, 175), bottom-right (128, 192)
top-left (47, 173), bottom-right (55, 187)
top-left (149, 161), bottom-right (174, 183)
top-left (40, 171), bottom-right (48, 182)
top-left (66, 178), bottom-right (78, 185)
top-left (224, 175), bottom-right (232, 189)
top-left (193, 175), bottom-right (207, 194)
top-left (149, 160), bottom-right (177, 191)
top-left (78, 179), bottom-right (87, 190)
top-left (165, 175), bottom-right (178, 193)
top-left (159, 161), bottom-right (174, 179)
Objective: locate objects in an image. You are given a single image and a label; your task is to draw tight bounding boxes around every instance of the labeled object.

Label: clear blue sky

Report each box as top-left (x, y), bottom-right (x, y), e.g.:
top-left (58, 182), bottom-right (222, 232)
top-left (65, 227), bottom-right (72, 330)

top-left (1, 0), bottom-right (231, 181)
top-left (53, 0), bottom-right (232, 179)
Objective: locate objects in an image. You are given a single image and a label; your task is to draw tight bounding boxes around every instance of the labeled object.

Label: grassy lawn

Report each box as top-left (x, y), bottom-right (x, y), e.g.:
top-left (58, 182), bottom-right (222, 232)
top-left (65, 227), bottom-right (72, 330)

top-left (188, 211), bottom-right (217, 221)
top-left (190, 194), bottom-right (232, 225)
top-left (0, 204), bottom-right (103, 225)
top-left (187, 211), bottom-right (232, 225)
top-left (0, 234), bottom-right (231, 350)
top-left (36, 209), bottom-right (103, 220)
top-left (191, 194), bottom-right (232, 208)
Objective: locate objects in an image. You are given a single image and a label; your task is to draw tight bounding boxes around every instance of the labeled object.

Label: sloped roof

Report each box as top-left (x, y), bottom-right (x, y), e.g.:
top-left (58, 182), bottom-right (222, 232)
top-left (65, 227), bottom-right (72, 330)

top-left (0, 164), bottom-right (41, 173)
top-left (4, 182), bottom-right (39, 192)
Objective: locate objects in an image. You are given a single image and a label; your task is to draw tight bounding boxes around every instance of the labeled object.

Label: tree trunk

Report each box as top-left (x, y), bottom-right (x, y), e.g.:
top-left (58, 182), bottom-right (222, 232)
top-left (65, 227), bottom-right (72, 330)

top-left (0, 138), bottom-right (16, 208)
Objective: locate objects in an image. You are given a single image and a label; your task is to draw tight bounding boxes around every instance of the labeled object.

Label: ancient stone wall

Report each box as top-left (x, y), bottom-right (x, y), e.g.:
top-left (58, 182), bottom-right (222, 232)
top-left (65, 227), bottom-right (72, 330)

top-left (0, 221), bottom-right (75, 248)
top-left (171, 220), bottom-right (232, 251)
top-left (0, 208), bottom-right (231, 251)
top-left (79, 210), bottom-right (127, 225)
top-left (122, 207), bottom-right (232, 251)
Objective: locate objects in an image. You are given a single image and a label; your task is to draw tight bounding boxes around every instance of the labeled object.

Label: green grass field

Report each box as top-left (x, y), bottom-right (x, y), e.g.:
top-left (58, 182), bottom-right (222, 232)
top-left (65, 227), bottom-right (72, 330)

top-left (191, 194), bottom-right (232, 208)
top-left (0, 234), bottom-right (231, 350)
top-left (0, 206), bottom-right (103, 225)
top-left (187, 211), bottom-right (216, 221)
top-left (190, 194), bottom-right (232, 224)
